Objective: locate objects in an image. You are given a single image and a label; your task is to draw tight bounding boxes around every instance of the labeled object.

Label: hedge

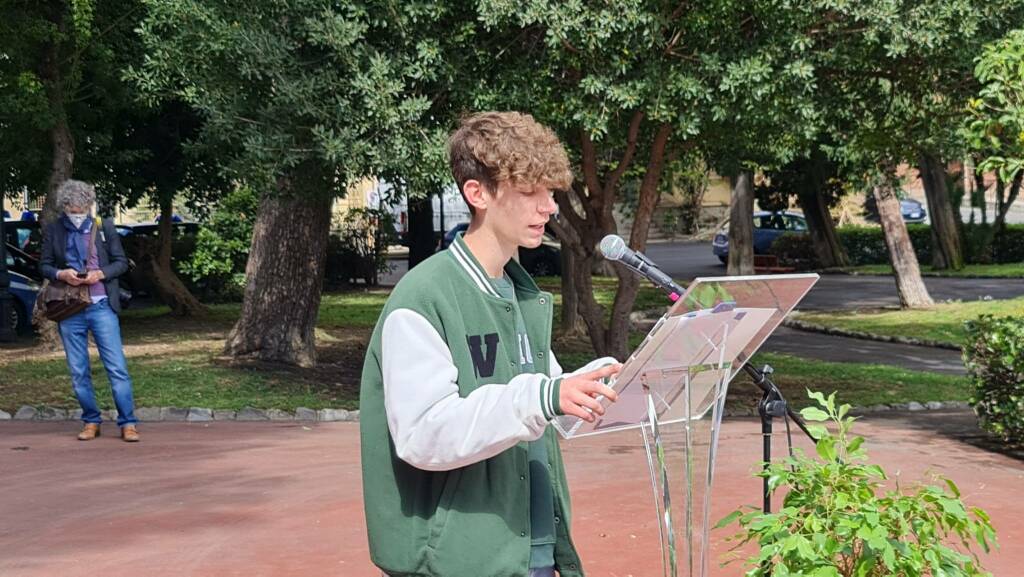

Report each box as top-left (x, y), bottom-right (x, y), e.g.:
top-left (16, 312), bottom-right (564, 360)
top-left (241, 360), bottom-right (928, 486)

top-left (963, 315), bottom-right (1024, 444)
top-left (769, 224), bottom-right (1024, 268)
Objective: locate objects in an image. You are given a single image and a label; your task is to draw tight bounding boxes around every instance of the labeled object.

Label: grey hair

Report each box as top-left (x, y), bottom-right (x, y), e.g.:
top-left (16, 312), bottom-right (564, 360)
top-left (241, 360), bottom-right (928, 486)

top-left (56, 179), bottom-right (96, 212)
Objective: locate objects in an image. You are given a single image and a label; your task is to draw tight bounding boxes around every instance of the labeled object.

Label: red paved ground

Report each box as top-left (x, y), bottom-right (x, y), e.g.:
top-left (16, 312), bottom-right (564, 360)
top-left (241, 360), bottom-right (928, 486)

top-left (1, 411), bottom-right (1020, 577)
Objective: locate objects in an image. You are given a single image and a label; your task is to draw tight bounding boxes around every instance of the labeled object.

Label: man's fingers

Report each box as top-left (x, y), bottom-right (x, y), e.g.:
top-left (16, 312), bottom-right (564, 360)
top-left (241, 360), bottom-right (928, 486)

top-left (581, 363), bottom-right (623, 382)
top-left (572, 391), bottom-right (604, 416)
top-left (594, 383), bottom-right (618, 402)
top-left (578, 380), bottom-right (618, 403)
top-left (563, 403), bottom-right (594, 422)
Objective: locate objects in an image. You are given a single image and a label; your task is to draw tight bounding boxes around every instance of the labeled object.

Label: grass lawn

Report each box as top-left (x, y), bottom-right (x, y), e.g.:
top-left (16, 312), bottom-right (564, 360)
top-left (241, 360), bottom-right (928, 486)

top-left (794, 296), bottom-right (1024, 346)
top-left (837, 263), bottom-right (1024, 278)
top-left (737, 352), bottom-right (969, 409)
top-left (0, 352), bottom-right (355, 412)
top-left (0, 278), bottom-right (973, 412)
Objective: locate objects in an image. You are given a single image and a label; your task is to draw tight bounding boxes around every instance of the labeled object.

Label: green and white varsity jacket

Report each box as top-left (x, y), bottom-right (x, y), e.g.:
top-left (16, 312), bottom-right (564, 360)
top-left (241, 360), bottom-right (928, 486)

top-left (360, 234), bottom-right (614, 577)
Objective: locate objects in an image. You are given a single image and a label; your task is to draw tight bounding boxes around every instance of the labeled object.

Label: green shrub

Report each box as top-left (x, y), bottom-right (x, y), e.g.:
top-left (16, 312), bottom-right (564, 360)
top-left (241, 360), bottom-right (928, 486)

top-left (784, 224), bottom-right (1024, 268)
top-left (992, 225), bottom-right (1024, 263)
top-left (718, 390), bottom-right (996, 577)
top-left (325, 207), bottom-right (396, 287)
top-left (834, 226), bottom-right (889, 266)
top-left (768, 232), bottom-right (819, 270)
top-left (963, 315), bottom-right (1024, 444)
top-left (181, 186), bottom-right (259, 301)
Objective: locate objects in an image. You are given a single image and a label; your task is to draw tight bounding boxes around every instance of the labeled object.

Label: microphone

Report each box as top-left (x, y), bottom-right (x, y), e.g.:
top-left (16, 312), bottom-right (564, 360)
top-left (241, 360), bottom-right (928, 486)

top-left (599, 234), bottom-right (685, 301)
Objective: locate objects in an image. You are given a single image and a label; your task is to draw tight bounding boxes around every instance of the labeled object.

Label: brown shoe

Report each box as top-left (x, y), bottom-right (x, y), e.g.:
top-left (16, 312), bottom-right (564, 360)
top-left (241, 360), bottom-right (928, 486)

top-left (121, 425), bottom-right (140, 443)
top-left (77, 423), bottom-right (101, 441)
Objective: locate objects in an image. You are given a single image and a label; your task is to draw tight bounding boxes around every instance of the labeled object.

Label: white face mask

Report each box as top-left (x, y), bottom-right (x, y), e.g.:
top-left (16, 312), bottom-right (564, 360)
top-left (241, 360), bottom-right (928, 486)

top-left (66, 213), bottom-right (89, 228)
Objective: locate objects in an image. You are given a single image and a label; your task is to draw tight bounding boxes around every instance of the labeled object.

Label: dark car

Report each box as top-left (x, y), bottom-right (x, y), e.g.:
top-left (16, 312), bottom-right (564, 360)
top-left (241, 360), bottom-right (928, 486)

top-left (863, 197), bottom-right (928, 224)
top-left (712, 211), bottom-right (807, 263)
top-left (898, 198), bottom-right (927, 223)
top-left (116, 221), bottom-right (200, 237)
top-left (440, 222), bottom-right (562, 277)
top-left (4, 244), bottom-right (42, 334)
top-left (2, 220), bottom-right (43, 260)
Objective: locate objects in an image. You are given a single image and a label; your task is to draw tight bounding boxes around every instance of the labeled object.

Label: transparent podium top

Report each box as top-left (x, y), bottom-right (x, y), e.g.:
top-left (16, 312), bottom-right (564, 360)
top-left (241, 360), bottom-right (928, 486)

top-left (554, 273), bottom-right (819, 438)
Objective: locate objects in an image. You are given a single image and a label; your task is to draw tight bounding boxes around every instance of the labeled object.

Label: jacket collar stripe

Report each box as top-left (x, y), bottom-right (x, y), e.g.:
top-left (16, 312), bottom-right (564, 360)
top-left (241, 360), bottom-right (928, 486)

top-left (450, 241), bottom-right (499, 298)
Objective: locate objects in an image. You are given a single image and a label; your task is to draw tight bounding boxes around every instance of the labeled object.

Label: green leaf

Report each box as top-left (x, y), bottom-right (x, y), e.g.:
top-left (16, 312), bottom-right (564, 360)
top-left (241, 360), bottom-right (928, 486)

top-left (847, 436), bottom-right (865, 454)
top-left (715, 510), bottom-right (744, 529)
top-left (801, 407), bottom-right (830, 422)
top-left (816, 437), bottom-right (837, 462)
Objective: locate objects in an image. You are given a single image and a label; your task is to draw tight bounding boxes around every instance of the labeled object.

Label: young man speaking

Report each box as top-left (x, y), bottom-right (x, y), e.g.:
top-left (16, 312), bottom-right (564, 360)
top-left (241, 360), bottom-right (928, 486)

top-left (360, 111), bottom-right (622, 577)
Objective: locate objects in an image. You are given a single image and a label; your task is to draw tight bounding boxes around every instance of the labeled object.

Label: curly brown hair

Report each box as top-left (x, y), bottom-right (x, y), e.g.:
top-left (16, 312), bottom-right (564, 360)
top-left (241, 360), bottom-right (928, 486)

top-left (448, 112), bottom-right (572, 213)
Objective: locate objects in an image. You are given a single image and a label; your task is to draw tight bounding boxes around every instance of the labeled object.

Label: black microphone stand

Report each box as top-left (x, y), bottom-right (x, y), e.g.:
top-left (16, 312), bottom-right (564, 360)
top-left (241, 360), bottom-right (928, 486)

top-left (740, 362), bottom-right (817, 514)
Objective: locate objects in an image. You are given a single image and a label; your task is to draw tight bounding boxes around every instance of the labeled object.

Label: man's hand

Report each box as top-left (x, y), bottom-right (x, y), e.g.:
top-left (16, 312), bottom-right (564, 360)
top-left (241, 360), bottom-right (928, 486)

top-left (558, 363), bottom-right (622, 422)
top-left (84, 270), bottom-right (105, 285)
top-left (57, 269), bottom-right (84, 286)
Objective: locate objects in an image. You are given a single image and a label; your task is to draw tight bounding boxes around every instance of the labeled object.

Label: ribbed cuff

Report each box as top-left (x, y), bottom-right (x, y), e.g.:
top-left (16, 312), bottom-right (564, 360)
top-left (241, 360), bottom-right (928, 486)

top-left (540, 377), bottom-right (563, 420)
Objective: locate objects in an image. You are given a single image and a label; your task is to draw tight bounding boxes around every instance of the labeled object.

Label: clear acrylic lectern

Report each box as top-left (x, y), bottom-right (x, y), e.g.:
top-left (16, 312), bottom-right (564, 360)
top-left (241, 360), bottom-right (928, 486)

top-left (554, 274), bottom-right (819, 577)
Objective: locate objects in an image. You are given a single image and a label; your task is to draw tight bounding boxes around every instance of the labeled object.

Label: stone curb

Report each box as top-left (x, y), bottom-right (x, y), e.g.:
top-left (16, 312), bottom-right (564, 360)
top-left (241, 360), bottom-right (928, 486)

top-left (782, 318), bottom-right (962, 351)
top-left (1, 406), bottom-right (359, 423)
top-left (722, 400), bottom-right (971, 418)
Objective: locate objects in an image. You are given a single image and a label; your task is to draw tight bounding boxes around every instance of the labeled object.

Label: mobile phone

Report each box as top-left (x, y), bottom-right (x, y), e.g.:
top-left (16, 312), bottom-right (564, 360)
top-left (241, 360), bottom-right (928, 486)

top-left (76, 271), bottom-right (88, 279)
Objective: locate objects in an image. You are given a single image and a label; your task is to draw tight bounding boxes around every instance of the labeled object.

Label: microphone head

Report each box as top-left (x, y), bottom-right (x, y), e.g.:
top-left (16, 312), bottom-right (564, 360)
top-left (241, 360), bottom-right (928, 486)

top-left (599, 234), bottom-right (627, 260)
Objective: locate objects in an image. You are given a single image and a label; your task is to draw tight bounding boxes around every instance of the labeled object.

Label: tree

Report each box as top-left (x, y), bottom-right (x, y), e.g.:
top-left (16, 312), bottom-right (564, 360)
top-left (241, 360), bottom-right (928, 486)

top-left (467, 1), bottom-right (823, 359)
top-left (758, 153), bottom-right (850, 269)
top-left (968, 29), bottom-right (1024, 251)
top-left (98, 100), bottom-right (229, 316)
top-left (810, 0), bottom-right (1024, 306)
top-left (133, 1), bottom-right (449, 366)
top-left (1, 0), bottom-right (148, 345)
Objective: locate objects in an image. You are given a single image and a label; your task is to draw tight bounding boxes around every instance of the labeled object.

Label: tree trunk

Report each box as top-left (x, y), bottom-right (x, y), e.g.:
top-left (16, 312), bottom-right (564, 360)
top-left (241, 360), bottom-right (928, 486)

top-left (679, 174), bottom-right (707, 236)
top-left (993, 174), bottom-right (1021, 232)
top-left (727, 170), bottom-right (755, 275)
top-left (33, 22), bottom-right (75, 350)
top-left (557, 115), bottom-right (674, 360)
top-left (979, 174), bottom-right (1022, 259)
top-left (599, 124), bottom-right (672, 361)
top-left (547, 218), bottom-right (581, 336)
top-left (224, 184), bottom-right (332, 367)
top-left (145, 196), bottom-right (207, 316)
top-left (407, 193), bottom-right (434, 269)
top-left (918, 153), bottom-right (963, 270)
top-left (873, 177), bottom-right (933, 308)
top-left (972, 171), bottom-right (989, 225)
top-left (797, 189), bottom-right (848, 268)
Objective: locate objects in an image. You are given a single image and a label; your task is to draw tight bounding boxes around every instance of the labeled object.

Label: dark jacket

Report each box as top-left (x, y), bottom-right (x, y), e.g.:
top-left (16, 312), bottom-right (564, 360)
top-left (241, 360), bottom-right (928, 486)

top-left (40, 217), bottom-right (130, 314)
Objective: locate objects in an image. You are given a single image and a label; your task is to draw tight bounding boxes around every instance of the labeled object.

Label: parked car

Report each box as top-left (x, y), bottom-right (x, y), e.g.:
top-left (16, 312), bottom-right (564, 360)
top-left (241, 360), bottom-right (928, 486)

top-left (4, 244), bottom-right (42, 334)
top-left (116, 221), bottom-right (200, 237)
top-left (863, 197), bottom-right (928, 224)
top-left (712, 211), bottom-right (807, 264)
top-left (2, 220), bottom-right (42, 260)
top-left (899, 198), bottom-right (927, 223)
top-left (440, 222), bottom-right (562, 277)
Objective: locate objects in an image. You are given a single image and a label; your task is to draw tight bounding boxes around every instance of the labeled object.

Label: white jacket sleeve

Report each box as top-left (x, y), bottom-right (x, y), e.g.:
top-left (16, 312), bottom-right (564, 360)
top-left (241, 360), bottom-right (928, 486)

top-left (382, 308), bottom-right (563, 472)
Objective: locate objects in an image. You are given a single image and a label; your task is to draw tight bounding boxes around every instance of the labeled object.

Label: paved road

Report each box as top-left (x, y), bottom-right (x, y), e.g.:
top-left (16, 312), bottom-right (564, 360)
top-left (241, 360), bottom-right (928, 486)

top-left (644, 241), bottom-right (1024, 311)
top-left (1, 415), bottom-right (1020, 577)
top-left (763, 326), bottom-right (965, 374)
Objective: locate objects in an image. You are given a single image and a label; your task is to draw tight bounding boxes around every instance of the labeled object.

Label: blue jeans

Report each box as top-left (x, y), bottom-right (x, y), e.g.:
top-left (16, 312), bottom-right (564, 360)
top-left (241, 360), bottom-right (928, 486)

top-left (58, 299), bottom-right (137, 427)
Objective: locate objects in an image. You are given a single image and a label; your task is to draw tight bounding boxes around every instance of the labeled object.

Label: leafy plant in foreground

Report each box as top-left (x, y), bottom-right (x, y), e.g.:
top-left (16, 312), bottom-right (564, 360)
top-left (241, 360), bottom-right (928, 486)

top-left (717, 391), bottom-right (997, 577)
